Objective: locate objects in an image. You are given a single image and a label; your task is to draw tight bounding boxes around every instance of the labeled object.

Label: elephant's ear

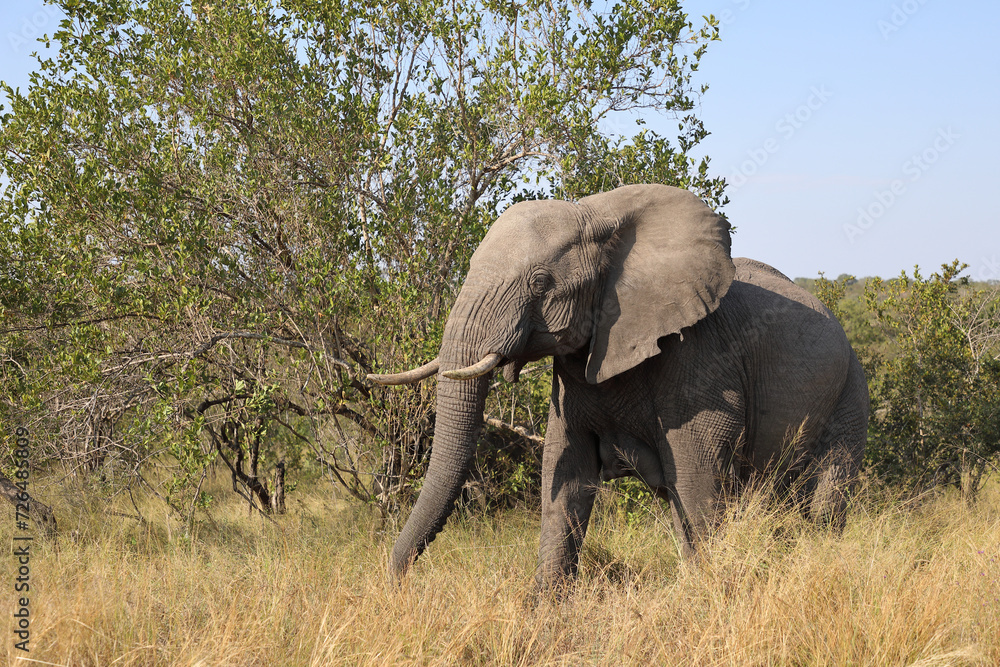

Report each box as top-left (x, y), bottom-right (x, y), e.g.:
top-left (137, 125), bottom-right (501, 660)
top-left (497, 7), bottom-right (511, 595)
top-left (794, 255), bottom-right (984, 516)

top-left (581, 184), bottom-right (735, 384)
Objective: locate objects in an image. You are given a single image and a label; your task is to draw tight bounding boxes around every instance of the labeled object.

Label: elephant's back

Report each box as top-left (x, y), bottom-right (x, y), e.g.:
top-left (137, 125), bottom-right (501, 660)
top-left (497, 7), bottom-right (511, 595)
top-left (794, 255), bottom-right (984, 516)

top-left (725, 256), bottom-right (850, 375)
top-left (731, 257), bottom-right (831, 317)
top-left (733, 257), bottom-right (793, 283)
top-left (721, 258), bottom-right (852, 466)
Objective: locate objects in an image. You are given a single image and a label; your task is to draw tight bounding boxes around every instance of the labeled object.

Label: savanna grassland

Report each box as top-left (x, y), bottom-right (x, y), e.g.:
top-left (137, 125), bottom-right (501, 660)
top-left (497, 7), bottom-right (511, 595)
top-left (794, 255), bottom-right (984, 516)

top-left (3, 476), bottom-right (999, 666)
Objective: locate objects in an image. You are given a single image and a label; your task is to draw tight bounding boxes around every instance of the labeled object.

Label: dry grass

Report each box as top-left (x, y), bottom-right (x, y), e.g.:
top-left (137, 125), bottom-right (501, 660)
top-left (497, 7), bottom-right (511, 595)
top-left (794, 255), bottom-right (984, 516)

top-left (2, 476), bottom-right (999, 666)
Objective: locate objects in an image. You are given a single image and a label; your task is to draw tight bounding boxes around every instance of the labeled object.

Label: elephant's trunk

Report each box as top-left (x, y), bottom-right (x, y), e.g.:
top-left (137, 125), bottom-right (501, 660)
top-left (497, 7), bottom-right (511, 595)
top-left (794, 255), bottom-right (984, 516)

top-left (389, 291), bottom-right (493, 578)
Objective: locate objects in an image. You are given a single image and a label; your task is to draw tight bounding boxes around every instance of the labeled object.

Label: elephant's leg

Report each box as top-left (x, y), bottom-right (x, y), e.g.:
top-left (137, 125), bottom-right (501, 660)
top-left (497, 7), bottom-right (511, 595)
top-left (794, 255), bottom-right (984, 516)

top-left (536, 404), bottom-right (601, 591)
top-left (806, 354), bottom-right (869, 528)
top-left (667, 467), bottom-right (723, 558)
top-left (661, 418), bottom-right (743, 557)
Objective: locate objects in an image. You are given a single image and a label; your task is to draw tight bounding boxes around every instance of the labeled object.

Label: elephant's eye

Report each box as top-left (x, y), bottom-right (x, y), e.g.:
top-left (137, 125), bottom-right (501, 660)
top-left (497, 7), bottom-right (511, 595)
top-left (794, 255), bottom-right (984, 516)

top-left (529, 271), bottom-right (552, 298)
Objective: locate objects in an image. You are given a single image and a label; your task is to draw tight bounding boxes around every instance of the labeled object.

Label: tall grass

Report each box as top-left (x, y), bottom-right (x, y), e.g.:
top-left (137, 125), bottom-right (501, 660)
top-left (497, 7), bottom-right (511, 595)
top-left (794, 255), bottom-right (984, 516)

top-left (3, 476), bottom-right (998, 666)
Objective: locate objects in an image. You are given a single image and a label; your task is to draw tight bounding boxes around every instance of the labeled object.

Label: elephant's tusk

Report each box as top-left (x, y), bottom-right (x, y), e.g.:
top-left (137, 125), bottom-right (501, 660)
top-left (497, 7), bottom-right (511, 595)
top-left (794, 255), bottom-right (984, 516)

top-left (367, 358), bottom-right (441, 385)
top-left (442, 353), bottom-right (504, 380)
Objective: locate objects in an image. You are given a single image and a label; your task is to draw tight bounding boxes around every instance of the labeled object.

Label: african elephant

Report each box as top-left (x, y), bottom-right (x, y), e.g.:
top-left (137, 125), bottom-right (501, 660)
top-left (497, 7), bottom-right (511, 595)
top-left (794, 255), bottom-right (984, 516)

top-left (371, 184), bottom-right (869, 589)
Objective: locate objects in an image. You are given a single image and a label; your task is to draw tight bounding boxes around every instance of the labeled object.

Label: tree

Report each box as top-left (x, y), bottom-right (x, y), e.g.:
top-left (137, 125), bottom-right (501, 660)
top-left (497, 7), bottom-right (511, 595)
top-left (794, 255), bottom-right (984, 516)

top-left (1, 0), bottom-right (724, 520)
top-left (863, 261), bottom-right (1000, 500)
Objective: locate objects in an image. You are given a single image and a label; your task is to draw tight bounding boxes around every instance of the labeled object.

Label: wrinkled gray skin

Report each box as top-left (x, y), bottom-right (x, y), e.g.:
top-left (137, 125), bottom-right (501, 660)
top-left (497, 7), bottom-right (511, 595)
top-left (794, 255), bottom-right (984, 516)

top-left (389, 184), bottom-right (869, 589)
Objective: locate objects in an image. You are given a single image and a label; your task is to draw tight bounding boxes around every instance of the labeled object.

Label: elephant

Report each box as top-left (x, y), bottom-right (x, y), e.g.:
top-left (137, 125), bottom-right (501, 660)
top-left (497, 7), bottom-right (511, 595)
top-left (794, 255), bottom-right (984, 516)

top-left (370, 184), bottom-right (869, 589)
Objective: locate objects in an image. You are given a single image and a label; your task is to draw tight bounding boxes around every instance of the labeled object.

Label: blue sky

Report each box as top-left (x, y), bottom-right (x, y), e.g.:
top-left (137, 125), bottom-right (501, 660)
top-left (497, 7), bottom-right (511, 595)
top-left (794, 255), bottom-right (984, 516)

top-left (675, 0), bottom-right (1000, 280)
top-left (2, 1), bottom-right (998, 280)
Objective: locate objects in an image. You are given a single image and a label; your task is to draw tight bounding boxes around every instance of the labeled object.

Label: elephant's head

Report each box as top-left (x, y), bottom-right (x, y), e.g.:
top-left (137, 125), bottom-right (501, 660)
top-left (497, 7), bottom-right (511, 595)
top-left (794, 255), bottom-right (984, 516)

top-left (373, 184), bottom-right (734, 577)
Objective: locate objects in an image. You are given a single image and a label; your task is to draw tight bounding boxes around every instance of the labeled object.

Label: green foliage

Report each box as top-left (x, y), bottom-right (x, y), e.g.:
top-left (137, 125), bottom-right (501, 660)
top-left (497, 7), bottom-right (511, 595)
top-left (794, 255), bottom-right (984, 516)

top-left (810, 272), bottom-right (886, 377)
top-left (605, 477), bottom-right (662, 529)
top-left (814, 272), bottom-right (853, 321)
top-left (861, 261), bottom-right (1000, 498)
top-left (1, 0), bottom-right (724, 516)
